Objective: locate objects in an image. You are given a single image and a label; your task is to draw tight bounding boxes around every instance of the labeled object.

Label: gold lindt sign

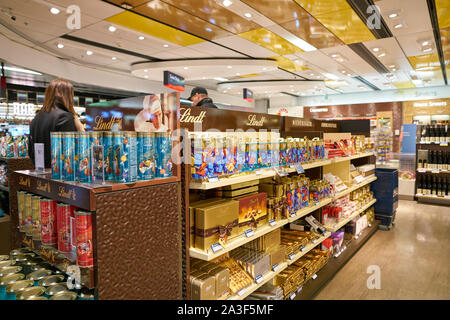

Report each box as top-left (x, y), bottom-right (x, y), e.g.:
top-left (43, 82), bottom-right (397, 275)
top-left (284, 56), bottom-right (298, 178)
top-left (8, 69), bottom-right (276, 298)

top-left (321, 122), bottom-right (337, 128)
top-left (292, 119), bottom-right (313, 127)
top-left (37, 180), bottom-right (51, 193)
top-left (180, 108), bottom-right (207, 123)
top-left (245, 115), bottom-right (266, 127)
top-left (93, 116), bottom-right (122, 130)
top-left (58, 186), bottom-right (77, 200)
top-left (19, 176), bottom-right (31, 187)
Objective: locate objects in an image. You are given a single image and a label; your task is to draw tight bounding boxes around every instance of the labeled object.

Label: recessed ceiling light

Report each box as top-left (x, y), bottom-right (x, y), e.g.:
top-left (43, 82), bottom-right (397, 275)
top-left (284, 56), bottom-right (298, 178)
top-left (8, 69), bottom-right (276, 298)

top-left (263, 67), bottom-right (267, 71)
top-left (86, 50), bottom-right (93, 56)
top-left (244, 13), bottom-right (252, 18)
top-left (394, 23), bottom-right (403, 29)
top-left (202, 77), bottom-right (206, 79)
top-left (112, 57), bottom-right (117, 60)
top-left (227, 66), bottom-right (232, 69)
top-left (422, 41), bottom-right (430, 46)
top-left (372, 47), bottom-right (380, 52)
top-left (144, 69), bottom-right (148, 72)
top-left (310, 73), bottom-right (314, 76)
top-left (138, 36), bottom-right (145, 40)
top-left (57, 43), bottom-right (64, 49)
top-left (388, 13), bottom-right (398, 19)
top-left (222, 0), bottom-right (232, 7)
top-left (144, 75), bottom-right (149, 79)
top-left (108, 25), bottom-right (117, 32)
top-left (236, 73), bottom-right (240, 76)
top-left (163, 44), bottom-right (169, 48)
top-left (331, 54), bottom-right (338, 58)
top-left (184, 67), bottom-right (189, 70)
top-left (50, 7), bottom-right (60, 15)
top-left (423, 47), bottom-right (432, 52)
top-left (205, 27), bottom-right (212, 32)
top-left (378, 53), bottom-right (386, 57)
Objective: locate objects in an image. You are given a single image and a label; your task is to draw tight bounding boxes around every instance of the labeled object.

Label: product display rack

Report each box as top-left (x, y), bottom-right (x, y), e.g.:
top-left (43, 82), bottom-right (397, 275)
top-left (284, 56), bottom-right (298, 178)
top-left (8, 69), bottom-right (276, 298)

top-left (294, 220), bottom-right (380, 300)
top-left (324, 199), bottom-right (377, 232)
top-left (414, 137), bottom-right (450, 205)
top-left (182, 108), bottom-right (379, 301)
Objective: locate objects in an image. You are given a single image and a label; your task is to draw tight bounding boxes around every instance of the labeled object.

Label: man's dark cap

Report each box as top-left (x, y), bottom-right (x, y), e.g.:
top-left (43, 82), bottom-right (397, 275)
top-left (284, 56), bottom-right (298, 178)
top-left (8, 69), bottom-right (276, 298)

top-left (189, 87), bottom-right (208, 100)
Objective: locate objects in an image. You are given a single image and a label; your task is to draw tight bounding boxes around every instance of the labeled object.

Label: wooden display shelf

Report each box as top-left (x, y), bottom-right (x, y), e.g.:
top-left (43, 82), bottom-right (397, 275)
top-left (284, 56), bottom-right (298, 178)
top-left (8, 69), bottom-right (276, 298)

top-left (294, 220), bottom-right (380, 300)
top-left (330, 152), bottom-right (374, 163)
top-left (287, 232), bottom-right (330, 266)
top-left (333, 176), bottom-right (377, 200)
top-left (324, 199), bottom-right (376, 232)
top-left (416, 194), bottom-right (450, 205)
top-left (227, 231), bottom-right (330, 300)
top-left (15, 169), bottom-right (179, 211)
top-left (227, 262), bottom-right (289, 300)
top-left (189, 198), bottom-right (332, 261)
top-left (189, 156), bottom-right (372, 191)
top-left (417, 142), bottom-right (449, 146)
top-left (416, 169), bottom-right (450, 173)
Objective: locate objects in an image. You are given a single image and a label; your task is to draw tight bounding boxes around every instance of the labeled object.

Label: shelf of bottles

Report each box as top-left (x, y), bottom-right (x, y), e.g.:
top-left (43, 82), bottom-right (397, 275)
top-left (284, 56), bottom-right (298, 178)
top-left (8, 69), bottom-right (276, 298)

top-left (416, 124), bottom-right (450, 203)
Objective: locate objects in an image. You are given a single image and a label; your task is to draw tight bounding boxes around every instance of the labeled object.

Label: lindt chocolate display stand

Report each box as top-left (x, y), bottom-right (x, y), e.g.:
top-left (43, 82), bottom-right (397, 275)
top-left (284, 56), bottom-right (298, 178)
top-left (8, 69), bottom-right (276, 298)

top-left (181, 108), bottom-right (379, 300)
top-left (10, 93), bottom-right (183, 300)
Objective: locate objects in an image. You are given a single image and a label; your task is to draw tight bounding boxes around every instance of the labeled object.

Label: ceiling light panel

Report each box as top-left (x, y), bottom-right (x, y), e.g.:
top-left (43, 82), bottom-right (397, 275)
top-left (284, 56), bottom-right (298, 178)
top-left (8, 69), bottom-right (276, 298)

top-left (238, 28), bottom-right (304, 55)
top-left (375, 0), bottom-right (433, 35)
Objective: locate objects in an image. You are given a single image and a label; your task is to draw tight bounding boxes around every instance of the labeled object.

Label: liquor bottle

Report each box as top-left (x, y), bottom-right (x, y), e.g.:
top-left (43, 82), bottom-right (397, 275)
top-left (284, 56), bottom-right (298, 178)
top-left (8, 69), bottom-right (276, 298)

top-left (418, 159), bottom-right (423, 169)
top-left (447, 125), bottom-right (450, 143)
top-left (431, 176), bottom-right (437, 195)
top-left (427, 151), bottom-right (432, 169)
top-left (447, 151), bottom-right (450, 170)
top-left (446, 178), bottom-right (449, 196)
top-left (417, 175), bottom-right (423, 194)
top-left (438, 151), bottom-right (442, 170)
top-left (437, 177), bottom-right (443, 197)
top-left (440, 126), bottom-right (446, 143)
top-left (430, 151), bottom-right (435, 169)
top-left (424, 175), bottom-right (431, 195)
top-left (425, 125), bottom-right (430, 142)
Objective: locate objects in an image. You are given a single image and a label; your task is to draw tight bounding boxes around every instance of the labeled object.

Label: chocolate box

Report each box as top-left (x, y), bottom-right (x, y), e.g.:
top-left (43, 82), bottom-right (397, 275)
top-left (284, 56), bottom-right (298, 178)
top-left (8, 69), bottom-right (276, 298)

top-left (195, 200), bottom-right (240, 251)
top-left (259, 183), bottom-right (284, 198)
top-left (210, 186), bottom-right (259, 198)
top-left (267, 246), bottom-right (285, 267)
top-left (191, 273), bottom-right (216, 300)
top-left (263, 229), bottom-right (281, 251)
top-left (189, 198), bottom-right (228, 248)
top-left (234, 192), bottom-right (268, 231)
top-left (209, 266), bottom-right (230, 298)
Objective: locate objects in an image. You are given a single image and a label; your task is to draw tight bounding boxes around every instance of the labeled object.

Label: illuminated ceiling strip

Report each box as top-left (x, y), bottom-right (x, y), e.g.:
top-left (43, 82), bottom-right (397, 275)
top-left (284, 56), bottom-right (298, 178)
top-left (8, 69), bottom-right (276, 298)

top-left (428, 0), bottom-right (448, 84)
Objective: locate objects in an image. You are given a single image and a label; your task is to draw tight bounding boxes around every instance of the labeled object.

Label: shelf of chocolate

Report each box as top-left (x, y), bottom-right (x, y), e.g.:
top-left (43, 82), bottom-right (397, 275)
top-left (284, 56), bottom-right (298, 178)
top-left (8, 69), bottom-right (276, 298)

top-left (294, 220), bottom-right (380, 300)
top-left (15, 169), bottom-right (179, 211)
top-left (22, 237), bottom-right (95, 289)
top-left (324, 199), bottom-right (376, 232)
top-left (189, 160), bottom-right (332, 191)
top-left (331, 152), bottom-right (374, 163)
top-left (227, 231), bottom-right (330, 300)
top-left (333, 176), bottom-right (377, 200)
top-left (189, 198), bottom-right (333, 261)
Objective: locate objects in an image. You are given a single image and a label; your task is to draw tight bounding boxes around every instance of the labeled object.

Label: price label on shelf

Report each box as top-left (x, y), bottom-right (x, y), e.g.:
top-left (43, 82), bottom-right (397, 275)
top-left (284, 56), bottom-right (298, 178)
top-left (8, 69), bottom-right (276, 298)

top-left (244, 229), bottom-right (255, 238)
top-left (295, 163), bottom-right (304, 174)
top-left (210, 243), bottom-right (223, 253)
top-left (312, 239), bottom-right (318, 244)
top-left (432, 169), bottom-right (440, 173)
top-left (272, 264), bottom-right (279, 272)
top-left (237, 288), bottom-right (247, 296)
top-left (354, 175), bottom-right (364, 183)
top-left (255, 170), bottom-right (264, 175)
top-left (297, 286), bottom-right (303, 293)
top-left (289, 253), bottom-right (295, 260)
top-left (255, 274), bottom-right (263, 284)
top-left (417, 168), bottom-right (427, 173)
top-left (312, 274), bottom-right (318, 280)
top-left (354, 235), bottom-right (359, 240)
top-left (289, 292), bottom-right (296, 300)
top-left (440, 143), bottom-right (449, 147)
top-left (300, 246), bottom-right (306, 252)
top-left (290, 213), bottom-right (297, 218)
top-left (207, 175), bottom-right (219, 183)
top-left (274, 167), bottom-right (288, 177)
top-left (269, 219), bottom-right (276, 227)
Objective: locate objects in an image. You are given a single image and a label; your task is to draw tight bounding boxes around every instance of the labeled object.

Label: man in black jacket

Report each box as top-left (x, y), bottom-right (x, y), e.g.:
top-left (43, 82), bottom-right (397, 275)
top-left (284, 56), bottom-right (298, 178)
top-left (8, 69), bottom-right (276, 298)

top-left (188, 87), bottom-right (218, 108)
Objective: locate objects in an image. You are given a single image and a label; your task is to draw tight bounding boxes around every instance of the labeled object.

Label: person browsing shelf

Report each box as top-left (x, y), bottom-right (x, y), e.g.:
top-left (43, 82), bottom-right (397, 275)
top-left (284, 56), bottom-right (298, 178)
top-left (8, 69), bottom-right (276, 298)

top-left (188, 87), bottom-right (218, 108)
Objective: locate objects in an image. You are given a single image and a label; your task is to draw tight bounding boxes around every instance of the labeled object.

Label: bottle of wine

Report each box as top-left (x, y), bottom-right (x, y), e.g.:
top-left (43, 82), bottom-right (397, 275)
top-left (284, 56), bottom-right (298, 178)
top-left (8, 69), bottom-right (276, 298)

top-left (425, 125), bottom-right (430, 142)
top-left (446, 125), bottom-right (450, 143)
top-left (427, 150), bottom-right (432, 169)
top-left (440, 126), bottom-right (446, 143)
top-left (447, 151), bottom-right (450, 170)
top-left (430, 151), bottom-right (435, 169)
top-left (432, 176), bottom-right (437, 195)
top-left (417, 175), bottom-right (423, 194)
top-left (418, 159), bottom-right (423, 169)
top-left (446, 178), bottom-right (449, 196)
top-left (438, 151), bottom-right (442, 170)
top-left (425, 175), bottom-right (431, 195)
top-left (437, 178), bottom-right (442, 197)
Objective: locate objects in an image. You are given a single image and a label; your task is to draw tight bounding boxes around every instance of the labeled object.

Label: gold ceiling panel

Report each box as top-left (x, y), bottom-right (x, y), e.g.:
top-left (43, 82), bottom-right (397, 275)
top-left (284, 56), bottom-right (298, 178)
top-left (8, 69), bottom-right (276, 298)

top-left (271, 56), bottom-right (309, 72)
top-left (436, 0), bottom-right (450, 29)
top-left (106, 11), bottom-right (205, 46)
top-left (238, 73), bottom-right (261, 78)
top-left (133, 2), bottom-right (232, 40)
top-left (294, 0), bottom-right (376, 44)
top-left (392, 81), bottom-right (416, 89)
top-left (408, 53), bottom-right (444, 81)
top-left (239, 28), bottom-right (303, 55)
top-left (242, 0), bottom-right (343, 49)
top-left (160, 0), bottom-right (260, 34)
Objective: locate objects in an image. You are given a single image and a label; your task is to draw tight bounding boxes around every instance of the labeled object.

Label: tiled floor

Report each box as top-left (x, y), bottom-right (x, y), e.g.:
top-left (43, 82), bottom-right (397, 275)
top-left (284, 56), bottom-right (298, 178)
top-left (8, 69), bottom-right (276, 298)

top-left (314, 200), bottom-right (450, 300)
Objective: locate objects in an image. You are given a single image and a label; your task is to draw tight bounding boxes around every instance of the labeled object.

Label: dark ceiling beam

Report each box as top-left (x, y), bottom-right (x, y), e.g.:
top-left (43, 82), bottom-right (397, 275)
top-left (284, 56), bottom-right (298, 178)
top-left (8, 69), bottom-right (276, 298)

top-left (346, 0), bottom-right (393, 39)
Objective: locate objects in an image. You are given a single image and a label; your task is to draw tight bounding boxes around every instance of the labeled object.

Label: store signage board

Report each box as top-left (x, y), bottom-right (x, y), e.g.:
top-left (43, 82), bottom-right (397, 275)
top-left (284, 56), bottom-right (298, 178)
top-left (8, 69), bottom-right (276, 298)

top-left (269, 219), bottom-right (276, 227)
top-left (272, 264), bottom-right (279, 272)
top-left (243, 88), bottom-right (254, 103)
top-left (210, 243), bottom-right (223, 253)
top-left (163, 71), bottom-right (185, 92)
top-left (255, 274), bottom-right (263, 284)
top-left (34, 143), bottom-right (45, 172)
